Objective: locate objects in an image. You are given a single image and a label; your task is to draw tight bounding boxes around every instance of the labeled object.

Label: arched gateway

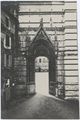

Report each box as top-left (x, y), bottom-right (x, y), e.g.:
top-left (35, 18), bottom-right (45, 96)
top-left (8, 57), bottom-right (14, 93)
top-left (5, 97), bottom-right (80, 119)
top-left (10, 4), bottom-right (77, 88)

top-left (26, 23), bottom-right (57, 96)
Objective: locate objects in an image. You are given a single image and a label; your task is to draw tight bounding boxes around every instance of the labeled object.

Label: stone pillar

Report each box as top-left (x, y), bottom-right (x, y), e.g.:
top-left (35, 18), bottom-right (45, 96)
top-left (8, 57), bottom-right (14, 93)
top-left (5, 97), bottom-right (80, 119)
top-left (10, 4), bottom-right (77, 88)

top-left (26, 56), bottom-right (35, 95)
top-left (49, 58), bottom-right (56, 96)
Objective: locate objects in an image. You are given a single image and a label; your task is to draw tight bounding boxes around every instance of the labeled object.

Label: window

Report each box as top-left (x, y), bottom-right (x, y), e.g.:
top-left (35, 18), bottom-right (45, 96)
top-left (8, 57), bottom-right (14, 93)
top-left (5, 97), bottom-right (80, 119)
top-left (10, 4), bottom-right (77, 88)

top-left (4, 35), bottom-right (11, 49)
top-left (6, 54), bottom-right (9, 67)
top-left (6, 17), bottom-right (9, 27)
top-left (39, 59), bottom-right (41, 63)
top-left (6, 35), bottom-right (9, 47)
top-left (8, 55), bottom-right (12, 67)
top-left (43, 58), bottom-right (45, 63)
top-left (4, 54), bottom-right (6, 67)
top-left (4, 54), bottom-right (12, 67)
top-left (7, 55), bottom-right (12, 67)
top-left (14, 10), bottom-right (17, 16)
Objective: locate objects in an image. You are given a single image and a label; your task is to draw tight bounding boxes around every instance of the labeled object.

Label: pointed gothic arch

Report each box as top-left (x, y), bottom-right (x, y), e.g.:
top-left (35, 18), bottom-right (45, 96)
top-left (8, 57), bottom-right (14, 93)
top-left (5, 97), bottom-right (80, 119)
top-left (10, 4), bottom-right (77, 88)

top-left (26, 25), bottom-right (57, 96)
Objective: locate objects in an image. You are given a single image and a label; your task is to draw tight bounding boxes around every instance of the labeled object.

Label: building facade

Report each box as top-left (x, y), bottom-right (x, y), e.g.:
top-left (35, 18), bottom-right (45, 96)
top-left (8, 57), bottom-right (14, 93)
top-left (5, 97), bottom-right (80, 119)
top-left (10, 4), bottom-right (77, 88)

top-left (18, 1), bottom-right (78, 99)
top-left (1, 2), bottom-right (19, 107)
top-left (1, 1), bottom-right (79, 104)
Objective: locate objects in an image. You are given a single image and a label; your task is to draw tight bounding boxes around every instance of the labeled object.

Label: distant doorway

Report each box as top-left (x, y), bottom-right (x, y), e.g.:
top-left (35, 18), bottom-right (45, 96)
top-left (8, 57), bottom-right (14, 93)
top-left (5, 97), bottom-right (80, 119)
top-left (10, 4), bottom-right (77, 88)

top-left (27, 24), bottom-right (56, 96)
top-left (35, 56), bottom-right (49, 95)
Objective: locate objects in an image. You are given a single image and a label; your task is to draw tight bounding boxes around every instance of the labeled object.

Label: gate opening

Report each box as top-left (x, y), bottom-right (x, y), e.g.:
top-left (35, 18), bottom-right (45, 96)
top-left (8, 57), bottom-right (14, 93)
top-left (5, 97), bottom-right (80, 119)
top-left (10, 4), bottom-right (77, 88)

top-left (35, 56), bottom-right (49, 95)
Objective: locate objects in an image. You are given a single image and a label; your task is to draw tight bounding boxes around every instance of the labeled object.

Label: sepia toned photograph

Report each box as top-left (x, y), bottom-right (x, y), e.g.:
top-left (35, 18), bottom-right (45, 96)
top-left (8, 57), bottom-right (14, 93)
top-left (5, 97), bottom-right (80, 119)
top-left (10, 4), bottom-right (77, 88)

top-left (1, 0), bottom-right (79, 119)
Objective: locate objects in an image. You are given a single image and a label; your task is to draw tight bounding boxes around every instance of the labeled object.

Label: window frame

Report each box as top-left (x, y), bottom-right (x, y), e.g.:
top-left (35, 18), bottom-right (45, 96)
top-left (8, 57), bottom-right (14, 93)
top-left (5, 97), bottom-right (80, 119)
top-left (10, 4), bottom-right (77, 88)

top-left (5, 16), bottom-right (10, 29)
top-left (4, 35), bottom-right (11, 49)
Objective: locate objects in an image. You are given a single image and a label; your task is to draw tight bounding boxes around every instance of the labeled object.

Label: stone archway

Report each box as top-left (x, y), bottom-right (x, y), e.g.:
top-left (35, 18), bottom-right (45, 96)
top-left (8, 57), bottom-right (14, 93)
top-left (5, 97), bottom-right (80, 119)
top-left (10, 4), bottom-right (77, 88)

top-left (26, 25), bottom-right (57, 96)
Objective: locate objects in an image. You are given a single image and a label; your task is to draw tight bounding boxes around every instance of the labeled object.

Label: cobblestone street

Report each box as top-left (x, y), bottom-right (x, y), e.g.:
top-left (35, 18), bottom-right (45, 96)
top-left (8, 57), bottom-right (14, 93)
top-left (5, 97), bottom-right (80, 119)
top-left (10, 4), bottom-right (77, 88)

top-left (2, 94), bottom-right (79, 119)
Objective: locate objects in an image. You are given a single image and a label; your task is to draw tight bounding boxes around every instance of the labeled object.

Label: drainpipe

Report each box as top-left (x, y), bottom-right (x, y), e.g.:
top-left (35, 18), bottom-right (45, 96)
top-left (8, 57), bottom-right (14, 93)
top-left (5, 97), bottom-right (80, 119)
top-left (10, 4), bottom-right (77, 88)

top-left (26, 48), bottom-right (29, 96)
top-left (54, 26), bottom-right (58, 97)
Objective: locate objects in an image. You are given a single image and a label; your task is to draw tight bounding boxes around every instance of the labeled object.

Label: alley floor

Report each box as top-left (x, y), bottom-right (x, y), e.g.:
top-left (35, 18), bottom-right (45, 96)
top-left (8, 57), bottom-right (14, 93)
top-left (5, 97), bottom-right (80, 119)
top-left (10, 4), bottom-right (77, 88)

top-left (2, 93), bottom-right (79, 119)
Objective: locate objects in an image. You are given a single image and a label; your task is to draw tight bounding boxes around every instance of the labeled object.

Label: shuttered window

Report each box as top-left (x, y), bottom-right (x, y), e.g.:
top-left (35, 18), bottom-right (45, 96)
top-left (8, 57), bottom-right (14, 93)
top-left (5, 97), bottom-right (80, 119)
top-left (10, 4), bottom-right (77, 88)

top-left (4, 35), bottom-right (11, 49)
top-left (6, 35), bottom-right (9, 47)
top-left (6, 17), bottom-right (9, 27)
